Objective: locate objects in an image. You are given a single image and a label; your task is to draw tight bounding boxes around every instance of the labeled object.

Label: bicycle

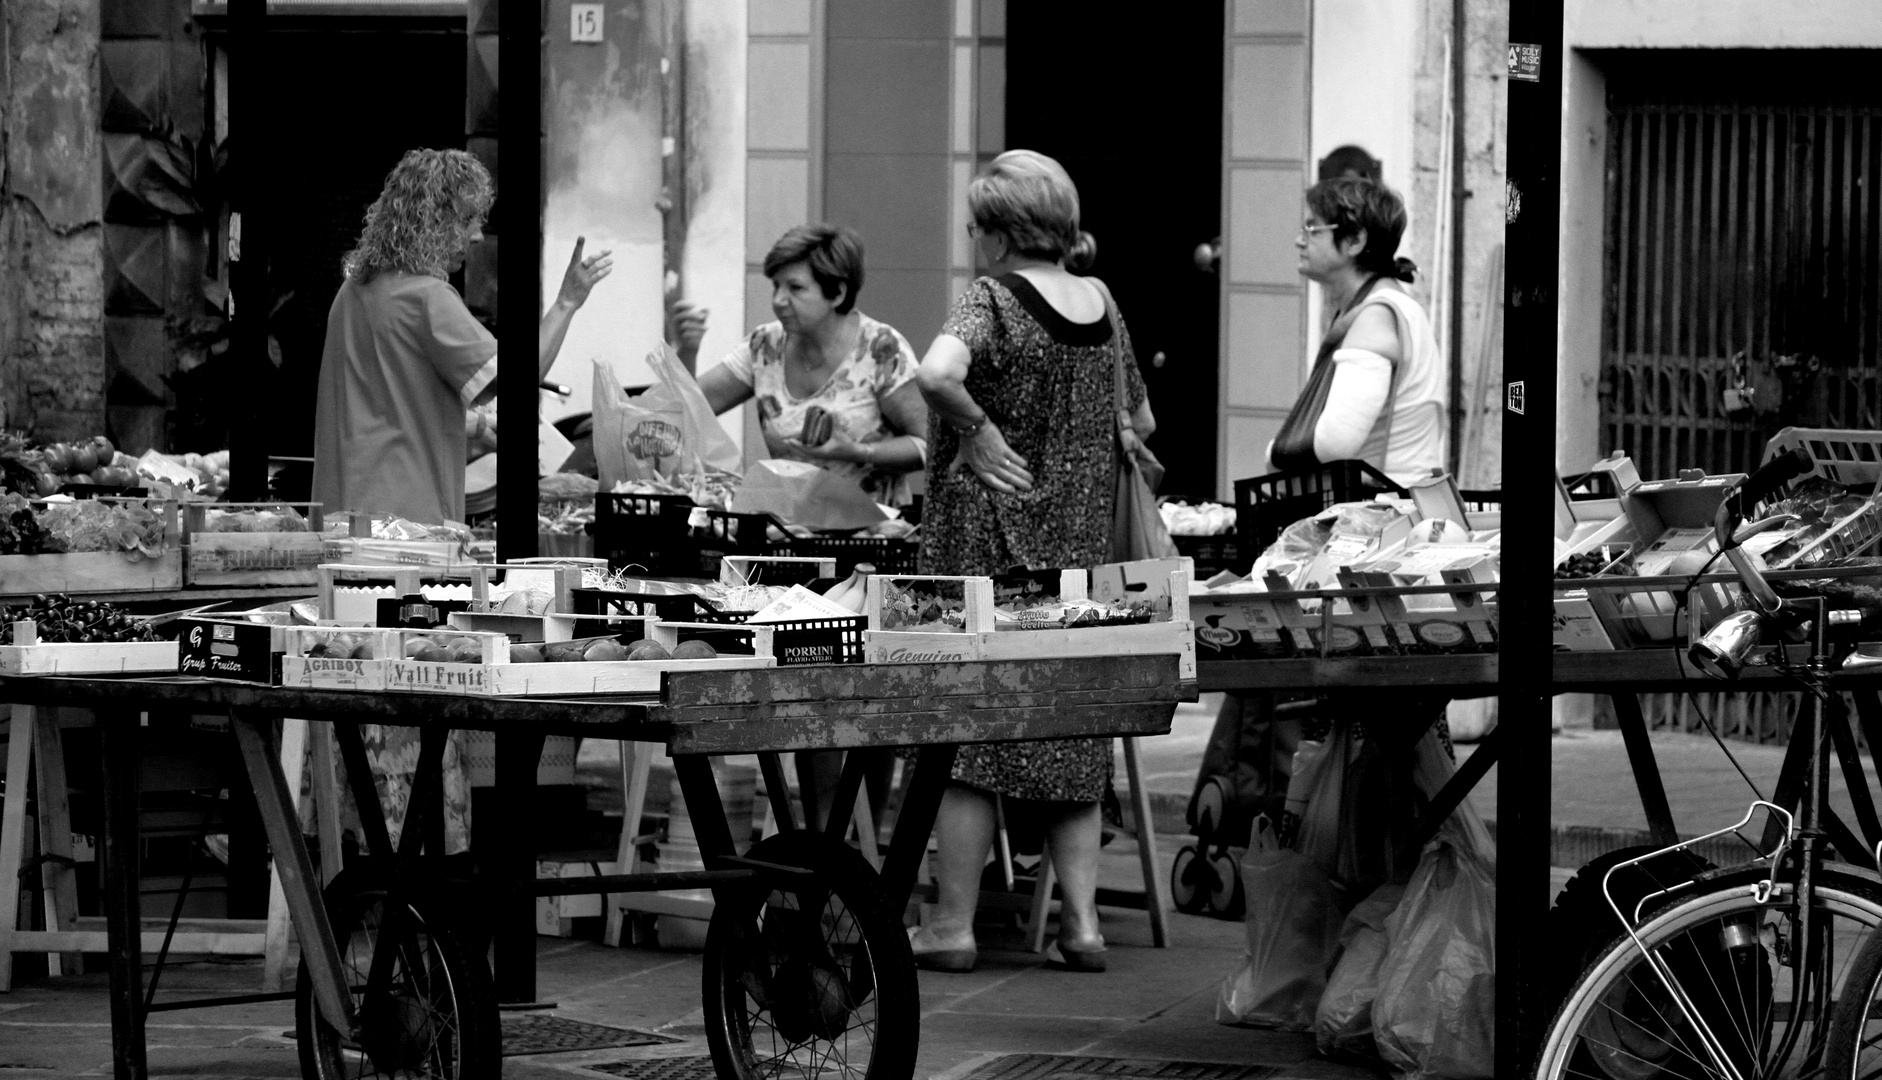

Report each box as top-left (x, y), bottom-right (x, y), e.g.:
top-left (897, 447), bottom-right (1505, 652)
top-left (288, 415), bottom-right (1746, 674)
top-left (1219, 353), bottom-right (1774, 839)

top-left (1535, 447), bottom-right (1882, 1080)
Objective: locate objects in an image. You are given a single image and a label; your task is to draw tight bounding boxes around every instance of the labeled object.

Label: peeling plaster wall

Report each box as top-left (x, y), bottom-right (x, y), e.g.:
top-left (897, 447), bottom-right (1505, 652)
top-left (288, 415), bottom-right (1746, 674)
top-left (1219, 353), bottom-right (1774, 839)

top-left (3, 0), bottom-right (105, 440)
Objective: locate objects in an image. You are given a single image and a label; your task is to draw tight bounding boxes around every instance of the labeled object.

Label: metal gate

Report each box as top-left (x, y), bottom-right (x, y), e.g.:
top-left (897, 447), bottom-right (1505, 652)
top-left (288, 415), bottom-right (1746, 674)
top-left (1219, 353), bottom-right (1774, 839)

top-left (1603, 80), bottom-right (1882, 478)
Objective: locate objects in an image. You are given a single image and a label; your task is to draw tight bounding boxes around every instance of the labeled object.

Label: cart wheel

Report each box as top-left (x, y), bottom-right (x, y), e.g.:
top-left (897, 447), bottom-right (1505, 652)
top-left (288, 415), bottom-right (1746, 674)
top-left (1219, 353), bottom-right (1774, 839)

top-left (296, 868), bottom-right (499, 1080)
top-left (704, 831), bottom-right (918, 1080)
top-left (1204, 849), bottom-right (1245, 921)
top-left (1169, 845), bottom-right (1209, 914)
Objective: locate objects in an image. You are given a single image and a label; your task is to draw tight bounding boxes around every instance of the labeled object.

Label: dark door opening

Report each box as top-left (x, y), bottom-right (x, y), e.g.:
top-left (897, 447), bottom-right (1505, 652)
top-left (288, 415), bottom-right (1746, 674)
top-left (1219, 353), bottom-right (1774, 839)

top-left (1004, 3), bottom-right (1225, 498)
top-left (195, 21), bottom-right (465, 468)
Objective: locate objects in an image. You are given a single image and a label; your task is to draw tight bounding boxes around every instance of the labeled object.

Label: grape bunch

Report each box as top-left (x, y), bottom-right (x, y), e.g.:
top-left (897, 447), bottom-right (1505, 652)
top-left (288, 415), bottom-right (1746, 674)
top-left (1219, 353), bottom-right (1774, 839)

top-left (1556, 549), bottom-right (1635, 580)
top-left (2, 594), bottom-right (159, 644)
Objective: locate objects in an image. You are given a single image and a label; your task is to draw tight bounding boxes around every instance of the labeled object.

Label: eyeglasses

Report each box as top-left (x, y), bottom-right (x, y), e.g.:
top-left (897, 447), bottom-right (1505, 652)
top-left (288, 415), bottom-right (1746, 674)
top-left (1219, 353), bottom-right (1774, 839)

top-left (1299, 222), bottom-right (1334, 240)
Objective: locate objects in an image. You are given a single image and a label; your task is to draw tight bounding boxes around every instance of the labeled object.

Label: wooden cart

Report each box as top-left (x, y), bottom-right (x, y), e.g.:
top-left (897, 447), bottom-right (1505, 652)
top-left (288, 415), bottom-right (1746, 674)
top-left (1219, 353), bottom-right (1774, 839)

top-left (0, 653), bottom-right (1190, 1080)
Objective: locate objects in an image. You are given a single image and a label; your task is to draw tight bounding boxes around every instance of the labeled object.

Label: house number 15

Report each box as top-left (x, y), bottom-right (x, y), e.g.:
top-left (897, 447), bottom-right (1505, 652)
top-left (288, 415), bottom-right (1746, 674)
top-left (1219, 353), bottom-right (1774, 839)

top-left (571, 4), bottom-right (603, 43)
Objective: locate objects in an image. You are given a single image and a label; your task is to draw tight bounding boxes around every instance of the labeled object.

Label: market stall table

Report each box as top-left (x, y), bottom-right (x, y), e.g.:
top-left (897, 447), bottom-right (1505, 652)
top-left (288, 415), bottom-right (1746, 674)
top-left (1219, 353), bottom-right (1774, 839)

top-left (1196, 646), bottom-right (1882, 1066)
top-left (0, 652), bottom-right (1190, 1080)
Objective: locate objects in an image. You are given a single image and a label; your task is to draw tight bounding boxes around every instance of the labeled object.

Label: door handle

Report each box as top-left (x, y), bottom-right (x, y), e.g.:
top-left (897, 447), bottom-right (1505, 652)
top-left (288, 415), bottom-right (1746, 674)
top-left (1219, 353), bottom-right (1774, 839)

top-left (1193, 237), bottom-right (1222, 274)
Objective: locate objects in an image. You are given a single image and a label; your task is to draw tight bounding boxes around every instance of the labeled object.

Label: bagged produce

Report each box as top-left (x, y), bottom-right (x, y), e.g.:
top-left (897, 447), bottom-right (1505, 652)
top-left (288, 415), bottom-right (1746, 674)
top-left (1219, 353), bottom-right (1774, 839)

top-left (1216, 815), bottom-right (1345, 1031)
top-left (1371, 836), bottom-right (1496, 1080)
top-left (1315, 881), bottom-right (1407, 1058)
top-left (593, 343), bottom-right (740, 488)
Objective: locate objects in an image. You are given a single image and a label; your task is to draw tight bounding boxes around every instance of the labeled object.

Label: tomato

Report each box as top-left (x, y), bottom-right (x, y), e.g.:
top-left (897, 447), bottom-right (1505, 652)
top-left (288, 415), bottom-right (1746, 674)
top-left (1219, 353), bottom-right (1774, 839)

top-left (72, 446), bottom-right (98, 473)
top-left (33, 471), bottom-right (58, 496)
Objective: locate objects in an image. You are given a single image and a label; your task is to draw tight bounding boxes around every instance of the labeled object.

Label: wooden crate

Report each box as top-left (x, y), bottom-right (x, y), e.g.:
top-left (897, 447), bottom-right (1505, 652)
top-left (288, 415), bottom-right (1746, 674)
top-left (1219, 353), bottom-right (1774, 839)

top-left (0, 639), bottom-right (178, 675)
top-left (182, 503), bottom-right (325, 586)
top-left (0, 549), bottom-right (183, 595)
top-left (380, 626), bottom-right (777, 696)
top-left (864, 560), bottom-right (1196, 677)
top-left (277, 627), bottom-right (398, 691)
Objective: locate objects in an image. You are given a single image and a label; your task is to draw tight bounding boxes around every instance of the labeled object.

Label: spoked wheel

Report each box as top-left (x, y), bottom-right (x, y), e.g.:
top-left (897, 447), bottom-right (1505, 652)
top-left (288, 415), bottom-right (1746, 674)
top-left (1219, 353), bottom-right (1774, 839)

top-left (1170, 845), bottom-right (1209, 915)
top-left (703, 831), bottom-right (918, 1080)
top-left (296, 869), bottom-right (499, 1080)
top-left (1823, 885), bottom-right (1882, 1078)
top-left (1536, 866), bottom-right (1882, 1080)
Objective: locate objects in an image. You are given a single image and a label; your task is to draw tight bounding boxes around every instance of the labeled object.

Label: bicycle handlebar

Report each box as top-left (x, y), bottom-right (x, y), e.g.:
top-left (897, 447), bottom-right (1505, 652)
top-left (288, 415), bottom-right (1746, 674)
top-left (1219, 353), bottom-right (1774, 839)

top-left (1714, 448), bottom-right (1812, 615)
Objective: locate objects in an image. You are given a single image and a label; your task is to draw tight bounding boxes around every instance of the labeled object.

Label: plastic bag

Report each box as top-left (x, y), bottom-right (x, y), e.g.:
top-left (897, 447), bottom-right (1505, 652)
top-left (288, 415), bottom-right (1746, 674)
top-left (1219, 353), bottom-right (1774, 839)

top-left (592, 343), bottom-right (741, 488)
top-left (1371, 839), bottom-right (1496, 1080)
top-left (1289, 721), bottom-right (1356, 885)
top-left (1215, 816), bottom-right (1345, 1031)
top-left (1316, 881), bottom-right (1407, 1058)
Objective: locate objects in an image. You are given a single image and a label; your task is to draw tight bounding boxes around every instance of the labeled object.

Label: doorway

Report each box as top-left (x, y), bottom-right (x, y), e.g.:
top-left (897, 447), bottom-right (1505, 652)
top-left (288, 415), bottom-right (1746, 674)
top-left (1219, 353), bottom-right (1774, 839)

top-left (1601, 50), bottom-right (1882, 477)
top-left (1004, 3), bottom-right (1226, 498)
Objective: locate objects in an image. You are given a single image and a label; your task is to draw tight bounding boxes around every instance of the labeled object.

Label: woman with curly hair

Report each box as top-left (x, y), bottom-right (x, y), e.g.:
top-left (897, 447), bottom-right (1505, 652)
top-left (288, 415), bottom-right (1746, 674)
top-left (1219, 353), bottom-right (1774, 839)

top-left (313, 147), bottom-right (610, 525)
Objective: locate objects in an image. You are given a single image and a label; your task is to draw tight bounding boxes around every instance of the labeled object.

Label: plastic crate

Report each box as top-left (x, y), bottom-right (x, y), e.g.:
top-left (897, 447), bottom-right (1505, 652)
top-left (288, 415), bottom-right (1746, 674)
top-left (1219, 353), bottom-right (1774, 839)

top-left (1761, 427), bottom-right (1882, 488)
top-left (570, 585), bottom-right (713, 621)
top-left (770, 534), bottom-right (920, 576)
top-left (594, 493), bottom-right (785, 578)
top-left (1233, 461), bottom-right (1407, 557)
top-left (688, 611), bottom-right (866, 666)
top-left (1171, 534), bottom-right (1243, 578)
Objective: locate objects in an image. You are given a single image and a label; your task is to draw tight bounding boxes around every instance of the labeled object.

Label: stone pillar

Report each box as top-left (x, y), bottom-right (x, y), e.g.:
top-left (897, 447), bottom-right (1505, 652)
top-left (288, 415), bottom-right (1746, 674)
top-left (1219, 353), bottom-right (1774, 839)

top-left (2, 0), bottom-right (105, 441)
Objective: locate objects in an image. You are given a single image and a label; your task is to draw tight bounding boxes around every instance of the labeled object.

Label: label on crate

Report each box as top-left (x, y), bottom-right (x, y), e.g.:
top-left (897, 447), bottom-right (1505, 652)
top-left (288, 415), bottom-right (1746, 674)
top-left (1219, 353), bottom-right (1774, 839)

top-left (869, 639), bottom-right (979, 664)
top-left (387, 660), bottom-right (490, 693)
top-left (1192, 599), bottom-right (1289, 660)
top-left (188, 541), bottom-right (322, 572)
top-left (177, 619), bottom-right (279, 682)
top-left (778, 639), bottom-right (844, 665)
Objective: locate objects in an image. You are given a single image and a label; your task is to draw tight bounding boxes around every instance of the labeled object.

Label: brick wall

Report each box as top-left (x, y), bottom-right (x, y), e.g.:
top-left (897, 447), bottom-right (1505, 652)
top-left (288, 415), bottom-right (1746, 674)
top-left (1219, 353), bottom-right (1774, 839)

top-left (2, 0), bottom-right (106, 441)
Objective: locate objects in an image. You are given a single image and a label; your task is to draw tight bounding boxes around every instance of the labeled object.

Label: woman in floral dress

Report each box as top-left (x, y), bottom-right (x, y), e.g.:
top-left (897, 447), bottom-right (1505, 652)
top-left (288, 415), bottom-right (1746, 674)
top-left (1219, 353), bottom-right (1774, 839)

top-left (908, 150), bottom-right (1158, 973)
top-left (696, 223), bottom-right (928, 508)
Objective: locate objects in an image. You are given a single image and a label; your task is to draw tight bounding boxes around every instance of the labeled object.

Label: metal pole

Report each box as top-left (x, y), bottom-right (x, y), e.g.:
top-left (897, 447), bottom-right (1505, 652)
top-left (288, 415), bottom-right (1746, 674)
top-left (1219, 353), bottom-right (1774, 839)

top-left (226, 0), bottom-right (270, 500)
top-left (496, 0), bottom-right (541, 562)
top-left (1497, 0), bottom-right (1565, 1071)
top-left (1447, 0), bottom-right (1469, 477)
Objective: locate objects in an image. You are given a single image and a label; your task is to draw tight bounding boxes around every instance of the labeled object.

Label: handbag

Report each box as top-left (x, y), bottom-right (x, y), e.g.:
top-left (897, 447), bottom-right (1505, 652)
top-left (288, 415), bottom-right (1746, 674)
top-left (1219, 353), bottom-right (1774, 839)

top-left (1091, 278), bottom-right (1178, 561)
top-left (1270, 275), bottom-right (1391, 473)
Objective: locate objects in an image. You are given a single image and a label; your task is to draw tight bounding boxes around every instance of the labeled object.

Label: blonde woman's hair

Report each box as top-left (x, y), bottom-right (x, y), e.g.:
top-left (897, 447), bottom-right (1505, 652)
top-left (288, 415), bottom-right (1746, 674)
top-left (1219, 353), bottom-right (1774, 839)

top-left (342, 148), bottom-right (494, 283)
top-left (967, 149), bottom-right (1097, 272)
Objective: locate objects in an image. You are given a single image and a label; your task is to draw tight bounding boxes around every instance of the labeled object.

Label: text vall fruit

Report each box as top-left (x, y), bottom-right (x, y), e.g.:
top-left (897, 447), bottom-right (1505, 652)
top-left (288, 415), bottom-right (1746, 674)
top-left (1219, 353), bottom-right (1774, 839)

top-left (624, 640), bottom-right (672, 662)
top-left (584, 639), bottom-right (630, 662)
top-left (670, 640), bottom-right (719, 660)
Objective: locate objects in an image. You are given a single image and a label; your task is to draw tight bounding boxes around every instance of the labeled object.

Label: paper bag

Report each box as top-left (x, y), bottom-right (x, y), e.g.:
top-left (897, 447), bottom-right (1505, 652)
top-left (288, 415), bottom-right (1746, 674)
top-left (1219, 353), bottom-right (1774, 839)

top-left (592, 343), bottom-right (741, 487)
top-left (731, 459), bottom-right (889, 531)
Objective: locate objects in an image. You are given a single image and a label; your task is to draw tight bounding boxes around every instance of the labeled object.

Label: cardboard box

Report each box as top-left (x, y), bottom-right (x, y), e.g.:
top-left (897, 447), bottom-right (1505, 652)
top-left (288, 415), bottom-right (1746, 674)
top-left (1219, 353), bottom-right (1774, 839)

top-left (1343, 547), bottom-right (1499, 654)
top-left (1552, 590), bottom-right (1616, 651)
top-left (535, 859), bottom-right (613, 937)
top-left (176, 617), bottom-right (285, 683)
top-left (384, 625), bottom-right (776, 697)
top-left (1188, 592), bottom-right (1291, 660)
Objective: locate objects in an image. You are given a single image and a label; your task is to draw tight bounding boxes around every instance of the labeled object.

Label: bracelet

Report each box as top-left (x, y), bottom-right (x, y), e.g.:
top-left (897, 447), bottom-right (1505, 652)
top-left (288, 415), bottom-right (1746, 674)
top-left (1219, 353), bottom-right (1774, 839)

top-left (954, 414), bottom-right (989, 439)
top-left (863, 442), bottom-right (877, 466)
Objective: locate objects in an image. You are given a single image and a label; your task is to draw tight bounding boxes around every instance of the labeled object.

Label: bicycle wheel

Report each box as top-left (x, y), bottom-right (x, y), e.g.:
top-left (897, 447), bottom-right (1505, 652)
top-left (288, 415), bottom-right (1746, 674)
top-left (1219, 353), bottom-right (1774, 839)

top-left (1823, 884), bottom-right (1882, 1077)
top-left (296, 869), bottom-right (500, 1080)
top-left (703, 831), bottom-right (919, 1080)
top-left (1536, 864), bottom-right (1882, 1080)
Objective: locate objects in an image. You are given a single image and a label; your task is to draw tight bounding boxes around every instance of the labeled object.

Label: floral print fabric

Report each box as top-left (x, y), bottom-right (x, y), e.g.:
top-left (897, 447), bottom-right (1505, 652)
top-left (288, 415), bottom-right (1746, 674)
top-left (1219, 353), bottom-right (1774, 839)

top-left (721, 313), bottom-right (920, 506)
top-left (920, 273), bottom-right (1148, 803)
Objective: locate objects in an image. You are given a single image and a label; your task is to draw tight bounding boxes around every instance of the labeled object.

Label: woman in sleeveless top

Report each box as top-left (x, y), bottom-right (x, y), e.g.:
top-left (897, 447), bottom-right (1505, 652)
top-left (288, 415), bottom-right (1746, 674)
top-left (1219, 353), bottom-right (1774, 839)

top-left (907, 150), bottom-right (1155, 974)
top-left (1271, 176), bottom-right (1447, 486)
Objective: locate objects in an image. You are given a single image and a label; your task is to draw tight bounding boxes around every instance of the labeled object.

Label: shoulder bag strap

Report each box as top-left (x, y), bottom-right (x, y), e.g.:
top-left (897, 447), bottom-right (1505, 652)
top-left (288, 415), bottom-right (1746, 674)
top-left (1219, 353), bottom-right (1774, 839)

top-left (1088, 277), bottom-right (1133, 451)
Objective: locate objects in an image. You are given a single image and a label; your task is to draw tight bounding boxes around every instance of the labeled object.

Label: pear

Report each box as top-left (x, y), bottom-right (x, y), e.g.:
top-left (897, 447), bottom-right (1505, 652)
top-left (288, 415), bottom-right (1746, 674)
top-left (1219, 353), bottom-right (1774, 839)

top-left (670, 640), bottom-right (719, 660)
top-left (404, 636), bottom-right (438, 658)
top-left (624, 640), bottom-right (671, 662)
top-left (509, 643), bottom-right (545, 664)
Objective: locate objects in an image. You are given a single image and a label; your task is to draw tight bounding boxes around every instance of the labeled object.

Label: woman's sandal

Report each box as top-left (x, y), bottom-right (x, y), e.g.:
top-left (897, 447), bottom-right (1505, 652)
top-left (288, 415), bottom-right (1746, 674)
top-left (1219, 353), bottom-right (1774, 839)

top-left (1045, 937), bottom-right (1108, 973)
top-left (908, 926), bottom-right (977, 973)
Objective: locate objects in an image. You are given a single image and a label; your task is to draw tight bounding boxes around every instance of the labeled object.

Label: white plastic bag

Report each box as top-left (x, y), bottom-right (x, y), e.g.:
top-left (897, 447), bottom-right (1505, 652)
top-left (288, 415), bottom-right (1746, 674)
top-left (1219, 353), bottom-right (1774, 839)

top-left (1215, 816), bottom-right (1345, 1031)
top-left (592, 343), bottom-right (741, 487)
top-left (1289, 721), bottom-right (1355, 885)
top-left (1370, 838), bottom-right (1496, 1079)
top-left (1315, 881), bottom-right (1407, 1058)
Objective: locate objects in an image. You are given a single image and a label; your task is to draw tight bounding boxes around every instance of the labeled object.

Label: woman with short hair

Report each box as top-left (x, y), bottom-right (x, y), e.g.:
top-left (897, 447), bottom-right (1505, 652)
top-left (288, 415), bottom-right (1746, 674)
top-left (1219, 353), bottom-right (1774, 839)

top-left (1272, 175), bottom-right (1446, 484)
top-left (906, 149), bottom-right (1158, 974)
top-left (695, 223), bottom-right (928, 507)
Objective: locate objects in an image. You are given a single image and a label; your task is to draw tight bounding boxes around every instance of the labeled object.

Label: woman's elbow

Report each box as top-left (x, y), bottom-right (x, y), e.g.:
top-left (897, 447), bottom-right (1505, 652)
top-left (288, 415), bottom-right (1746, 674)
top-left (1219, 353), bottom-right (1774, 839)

top-left (915, 364), bottom-right (952, 399)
